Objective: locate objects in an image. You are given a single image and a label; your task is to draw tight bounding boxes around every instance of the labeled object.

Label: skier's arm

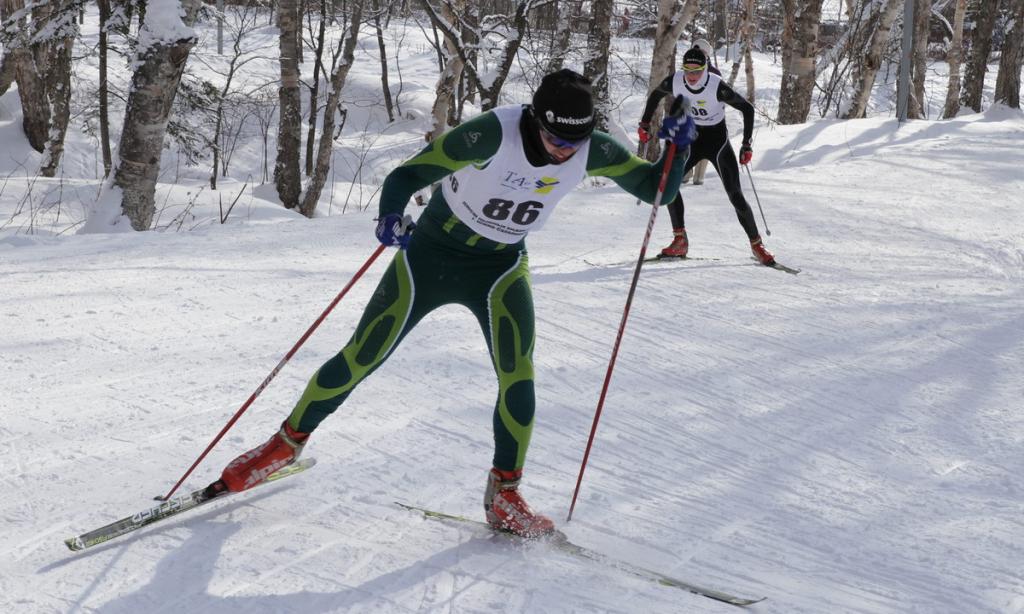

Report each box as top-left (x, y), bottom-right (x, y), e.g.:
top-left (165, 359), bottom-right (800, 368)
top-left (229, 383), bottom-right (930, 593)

top-left (718, 81), bottom-right (754, 144)
top-left (639, 75), bottom-right (675, 124)
top-left (585, 131), bottom-right (687, 204)
top-left (379, 113), bottom-right (502, 217)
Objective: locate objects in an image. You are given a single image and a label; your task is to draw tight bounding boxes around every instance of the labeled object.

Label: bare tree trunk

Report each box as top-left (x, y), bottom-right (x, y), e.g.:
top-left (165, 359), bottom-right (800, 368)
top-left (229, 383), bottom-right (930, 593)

top-left (114, 0), bottom-right (203, 231)
top-left (459, 4), bottom-right (479, 115)
top-left (995, 0), bottom-right (1024, 108)
top-left (299, 0), bottom-right (365, 217)
top-left (941, 0), bottom-right (967, 118)
top-left (0, 0), bottom-right (14, 96)
top-left (305, 2), bottom-right (327, 176)
top-left (7, 0), bottom-right (49, 152)
top-left (844, 0), bottom-right (902, 119)
top-left (959, 0), bottom-right (998, 112)
top-left (420, 0), bottom-right (533, 111)
top-left (728, 0), bottom-right (756, 102)
top-left (906, 0), bottom-right (929, 119)
top-left (372, 0), bottom-right (395, 122)
top-left (713, 0), bottom-right (728, 48)
top-left (545, 0), bottom-right (578, 74)
top-left (777, 0), bottom-right (824, 124)
top-left (644, 0), bottom-right (700, 160)
top-left (0, 0), bottom-right (21, 101)
top-left (275, 0), bottom-right (303, 209)
top-left (211, 6), bottom-right (260, 189)
top-left (584, 0), bottom-right (614, 131)
top-left (426, 0), bottom-right (465, 141)
top-left (98, 0), bottom-right (113, 177)
top-left (40, 10), bottom-right (74, 177)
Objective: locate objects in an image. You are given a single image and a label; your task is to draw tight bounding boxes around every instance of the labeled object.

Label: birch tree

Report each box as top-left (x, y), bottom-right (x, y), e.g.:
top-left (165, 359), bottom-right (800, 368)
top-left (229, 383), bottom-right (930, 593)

top-left (726, 0), bottom-right (757, 102)
top-left (545, 0), bottom-right (579, 74)
top-left (941, 0), bottom-right (967, 118)
top-left (274, 0), bottom-right (302, 209)
top-left (583, 0), bottom-right (614, 131)
top-left (425, 0), bottom-right (465, 141)
top-left (420, 0), bottom-right (548, 111)
top-left (777, 0), bottom-right (824, 124)
top-left (994, 0), bottom-right (1024, 108)
top-left (644, 0), bottom-right (700, 160)
top-left (959, 0), bottom-right (998, 112)
top-left (906, 0), bottom-right (930, 119)
top-left (298, 0), bottom-right (365, 217)
top-left (113, 0), bottom-right (204, 231)
top-left (305, 0), bottom-right (329, 176)
top-left (1, 0), bottom-right (49, 152)
top-left (371, 0), bottom-right (396, 123)
top-left (0, 0), bottom-right (76, 176)
top-left (98, 0), bottom-right (113, 176)
top-left (844, 0), bottom-right (902, 119)
top-left (38, 1), bottom-right (75, 177)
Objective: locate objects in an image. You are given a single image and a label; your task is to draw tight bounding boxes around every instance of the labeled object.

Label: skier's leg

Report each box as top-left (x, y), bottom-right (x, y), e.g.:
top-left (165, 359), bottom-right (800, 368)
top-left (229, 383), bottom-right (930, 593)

top-left (712, 143), bottom-right (774, 264)
top-left (660, 151), bottom-right (699, 257)
top-left (286, 247), bottom-right (427, 433)
top-left (217, 231), bottom-right (462, 492)
top-left (468, 251), bottom-right (555, 536)
top-left (711, 141), bottom-right (760, 240)
top-left (466, 250), bottom-right (536, 473)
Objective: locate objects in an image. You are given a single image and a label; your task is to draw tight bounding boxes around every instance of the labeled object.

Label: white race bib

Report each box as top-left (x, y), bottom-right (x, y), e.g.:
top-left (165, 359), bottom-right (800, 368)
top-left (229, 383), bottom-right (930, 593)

top-left (441, 105), bottom-right (589, 244)
top-left (673, 71), bottom-right (727, 126)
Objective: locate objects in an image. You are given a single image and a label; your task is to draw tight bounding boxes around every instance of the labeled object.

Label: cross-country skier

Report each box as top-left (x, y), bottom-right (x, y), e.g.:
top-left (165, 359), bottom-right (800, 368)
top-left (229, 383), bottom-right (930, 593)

top-left (684, 39), bottom-right (719, 187)
top-left (207, 69), bottom-right (696, 538)
top-left (637, 47), bottom-right (774, 265)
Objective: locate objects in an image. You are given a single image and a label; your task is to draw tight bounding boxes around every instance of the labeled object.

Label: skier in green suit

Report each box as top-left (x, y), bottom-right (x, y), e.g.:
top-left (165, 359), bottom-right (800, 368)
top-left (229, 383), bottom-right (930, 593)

top-left (210, 69), bottom-right (695, 537)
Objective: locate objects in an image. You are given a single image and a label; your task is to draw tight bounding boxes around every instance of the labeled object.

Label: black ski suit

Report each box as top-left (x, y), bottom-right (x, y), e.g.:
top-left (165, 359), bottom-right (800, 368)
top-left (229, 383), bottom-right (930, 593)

top-left (641, 70), bottom-right (761, 240)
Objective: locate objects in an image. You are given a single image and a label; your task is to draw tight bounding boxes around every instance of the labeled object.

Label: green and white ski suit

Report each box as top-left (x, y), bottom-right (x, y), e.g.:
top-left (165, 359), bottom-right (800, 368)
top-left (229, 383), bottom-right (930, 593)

top-left (286, 105), bottom-right (686, 471)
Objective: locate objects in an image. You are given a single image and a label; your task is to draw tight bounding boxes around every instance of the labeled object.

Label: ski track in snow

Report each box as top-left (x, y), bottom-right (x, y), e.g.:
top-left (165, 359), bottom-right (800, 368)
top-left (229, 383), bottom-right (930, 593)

top-left (2, 13), bottom-right (1024, 614)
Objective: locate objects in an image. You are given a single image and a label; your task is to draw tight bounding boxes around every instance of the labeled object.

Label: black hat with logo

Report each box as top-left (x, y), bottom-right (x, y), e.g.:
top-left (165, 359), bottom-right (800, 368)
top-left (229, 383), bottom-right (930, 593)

top-left (682, 47), bottom-right (707, 67)
top-left (531, 69), bottom-right (596, 141)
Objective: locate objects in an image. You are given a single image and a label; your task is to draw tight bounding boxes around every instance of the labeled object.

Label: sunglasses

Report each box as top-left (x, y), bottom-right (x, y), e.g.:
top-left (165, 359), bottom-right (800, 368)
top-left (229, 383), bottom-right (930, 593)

top-left (540, 125), bottom-right (587, 149)
top-left (682, 63), bottom-right (706, 73)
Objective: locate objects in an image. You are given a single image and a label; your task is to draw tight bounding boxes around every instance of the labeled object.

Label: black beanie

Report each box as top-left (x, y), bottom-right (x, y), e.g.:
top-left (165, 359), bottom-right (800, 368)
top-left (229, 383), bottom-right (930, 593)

top-left (683, 47), bottom-right (707, 66)
top-left (531, 69), bottom-right (596, 140)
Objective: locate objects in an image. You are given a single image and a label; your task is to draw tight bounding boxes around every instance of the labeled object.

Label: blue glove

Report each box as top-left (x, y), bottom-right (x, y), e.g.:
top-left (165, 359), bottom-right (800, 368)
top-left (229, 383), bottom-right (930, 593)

top-left (658, 114), bottom-right (696, 148)
top-left (375, 213), bottom-right (415, 249)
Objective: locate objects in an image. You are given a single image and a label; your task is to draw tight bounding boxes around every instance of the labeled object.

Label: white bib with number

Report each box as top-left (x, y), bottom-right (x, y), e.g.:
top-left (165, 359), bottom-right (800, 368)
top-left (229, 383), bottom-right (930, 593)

top-left (673, 71), bottom-right (727, 126)
top-left (441, 105), bottom-right (590, 244)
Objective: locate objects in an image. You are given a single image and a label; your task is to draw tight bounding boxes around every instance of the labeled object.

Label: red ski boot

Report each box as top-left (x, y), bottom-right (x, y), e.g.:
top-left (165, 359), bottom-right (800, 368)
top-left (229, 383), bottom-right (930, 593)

top-left (484, 468), bottom-right (555, 538)
top-left (750, 237), bottom-right (775, 265)
top-left (659, 228), bottom-right (689, 258)
top-left (220, 421), bottom-right (309, 492)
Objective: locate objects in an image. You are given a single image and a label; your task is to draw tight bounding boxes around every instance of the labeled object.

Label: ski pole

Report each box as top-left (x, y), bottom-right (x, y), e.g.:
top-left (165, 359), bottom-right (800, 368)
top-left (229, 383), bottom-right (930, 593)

top-left (568, 100), bottom-right (687, 521)
top-left (155, 243), bottom-right (388, 501)
top-left (743, 164), bottom-right (770, 236)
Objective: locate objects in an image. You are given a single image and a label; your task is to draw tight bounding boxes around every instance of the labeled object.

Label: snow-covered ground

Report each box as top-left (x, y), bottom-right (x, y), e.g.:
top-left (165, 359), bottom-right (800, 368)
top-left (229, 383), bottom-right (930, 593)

top-left (1, 9), bottom-right (1023, 614)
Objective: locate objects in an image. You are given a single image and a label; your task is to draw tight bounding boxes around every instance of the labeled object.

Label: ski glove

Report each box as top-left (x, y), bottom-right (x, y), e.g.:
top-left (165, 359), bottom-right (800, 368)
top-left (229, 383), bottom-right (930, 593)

top-left (739, 142), bottom-right (753, 165)
top-left (637, 121), bottom-right (652, 144)
top-left (375, 213), bottom-right (415, 249)
top-left (658, 114), bottom-right (697, 148)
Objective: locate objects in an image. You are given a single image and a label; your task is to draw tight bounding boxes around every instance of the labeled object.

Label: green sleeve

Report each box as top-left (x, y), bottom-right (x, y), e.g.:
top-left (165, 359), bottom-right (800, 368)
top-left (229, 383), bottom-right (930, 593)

top-left (585, 131), bottom-right (687, 204)
top-left (379, 112), bottom-right (503, 217)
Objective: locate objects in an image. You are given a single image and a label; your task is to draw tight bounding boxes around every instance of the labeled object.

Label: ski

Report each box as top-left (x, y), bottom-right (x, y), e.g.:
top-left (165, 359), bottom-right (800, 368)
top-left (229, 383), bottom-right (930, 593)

top-left (64, 457), bottom-right (317, 552)
top-left (764, 261), bottom-right (800, 275)
top-left (396, 502), bottom-right (764, 607)
top-left (585, 255), bottom-right (720, 268)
